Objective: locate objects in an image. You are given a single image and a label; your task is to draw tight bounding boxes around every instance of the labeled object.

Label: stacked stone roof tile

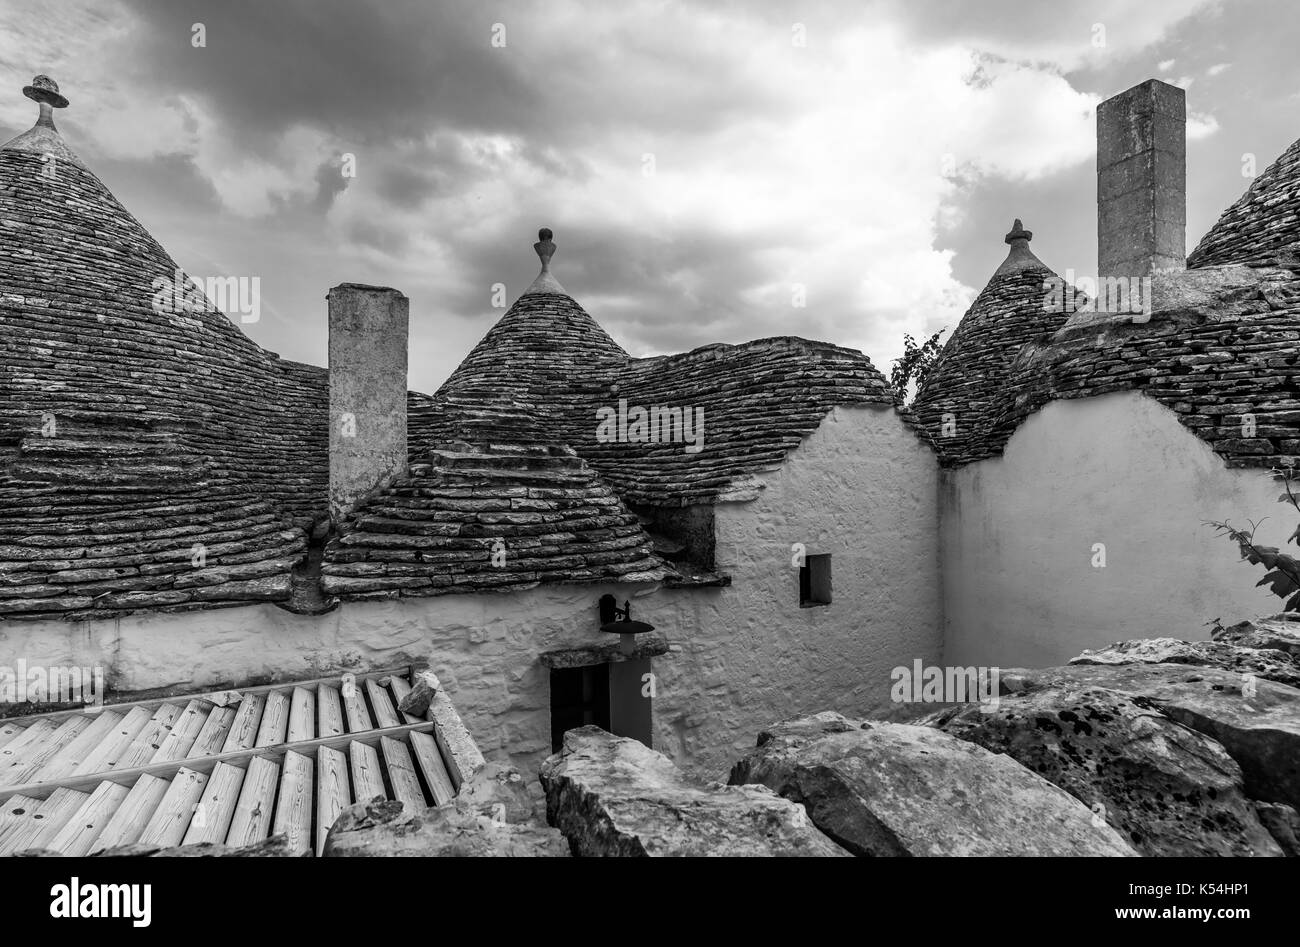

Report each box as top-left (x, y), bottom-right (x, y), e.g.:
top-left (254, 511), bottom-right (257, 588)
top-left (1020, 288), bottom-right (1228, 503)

top-left (980, 266), bottom-right (1300, 472)
top-left (320, 442), bottom-right (672, 598)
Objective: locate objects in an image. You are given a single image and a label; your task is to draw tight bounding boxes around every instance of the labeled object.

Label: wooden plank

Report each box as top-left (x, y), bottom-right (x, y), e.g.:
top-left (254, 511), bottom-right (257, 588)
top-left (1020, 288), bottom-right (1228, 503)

top-left (91, 774), bottom-right (169, 853)
top-left (287, 686), bottom-right (315, 744)
top-left (0, 721), bottom-right (25, 752)
top-left (32, 711), bottom-right (123, 782)
top-left (137, 768), bottom-right (207, 848)
top-left (316, 683), bottom-right (345, 739)
top-left (113, 703), bottom-right (184, 771)
top-left (409, 729), bottom-right (456, 806)
top-left (381, 736), bottom-right (425, 812)
top-left (73, 706), bottom-right (152, 777)
top-left (188, 705), bottom-right (237, 759)
top-left (349, 741), bottom-right (386, 805)
top-left (0, 794), bottom-right (39, 845)
top-left (182, 761), bottom-right (244, 846)
top-left (0, 718), bottom-right (56, 770)
top-left (341, 676), bottom-right (372, 733)
top-left (8, 663), bottom-right (427, 727)
top-left (151, 699), bottom-right (212, 763)
top-left (316, 745), bottom-right (351, 856)
top-left (220, 694), bottom-right (265, 753)
top-left (0, 719), bottom-right (437, 804)
top-left (0, 715), bottom-right (91, 786)
top-left (388, 676), bottom-right (422, 724)
top-left (226, 756), bottom-right (278, 848)
top-left (0, 787), bottom-right (88, 855)
top-left (46, 780), bottom-right (130, 857)
top-left (366, 678), bottom-right (400, 729)
top-left (272, 751), bottom-right (313, 856)
top-left (255, 691), bottom-right (290, 747)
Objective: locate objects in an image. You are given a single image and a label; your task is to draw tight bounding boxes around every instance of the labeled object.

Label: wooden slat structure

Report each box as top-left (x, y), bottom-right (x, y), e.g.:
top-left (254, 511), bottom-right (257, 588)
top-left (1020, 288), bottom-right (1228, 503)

top-left (0, 664), bottom-right (464, 857)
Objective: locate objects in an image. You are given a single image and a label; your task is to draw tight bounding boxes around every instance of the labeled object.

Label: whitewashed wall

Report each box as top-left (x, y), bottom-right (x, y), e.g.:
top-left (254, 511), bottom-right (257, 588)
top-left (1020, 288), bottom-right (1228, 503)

top-left (0, 404), bottom-right (943, 781)
top-left (651, 403), bottom-right (943, 776)
top-left (940, 391), bottom-right (1289, 670)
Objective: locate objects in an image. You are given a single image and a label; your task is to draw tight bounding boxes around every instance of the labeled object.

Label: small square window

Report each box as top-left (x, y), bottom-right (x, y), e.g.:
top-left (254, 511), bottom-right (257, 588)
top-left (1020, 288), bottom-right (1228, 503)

top-left (799, 553), bottom-right (831, 607)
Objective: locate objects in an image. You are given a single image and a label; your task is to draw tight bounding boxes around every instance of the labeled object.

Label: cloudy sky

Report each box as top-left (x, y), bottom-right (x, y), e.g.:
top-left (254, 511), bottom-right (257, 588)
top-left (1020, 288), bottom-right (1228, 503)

top-left (0, 0), bottom-right (1293, 392)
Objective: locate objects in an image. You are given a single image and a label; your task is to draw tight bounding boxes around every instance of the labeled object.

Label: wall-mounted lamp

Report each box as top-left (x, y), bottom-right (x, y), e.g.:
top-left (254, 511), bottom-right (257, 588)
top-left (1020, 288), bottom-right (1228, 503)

top-left (598, 594), bottom-right (655, 655)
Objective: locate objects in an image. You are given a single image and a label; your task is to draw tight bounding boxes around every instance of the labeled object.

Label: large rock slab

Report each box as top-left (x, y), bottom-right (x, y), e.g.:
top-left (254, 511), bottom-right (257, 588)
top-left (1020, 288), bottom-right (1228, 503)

top-left (323, 798), bottom-right (570, 857)
top-left (540, 727), bottom-right (848, 857)
top-left (1213, 617), bottom-right (1300, 657)
top-left (1070, 636), bottom-right (1300, 687)
top-left (1002, 663), bottom-right (1300, 811)
top-left (929, 682), bottom-right (1282, 856)
top-left (729, 712), bottom-right (1136, 856)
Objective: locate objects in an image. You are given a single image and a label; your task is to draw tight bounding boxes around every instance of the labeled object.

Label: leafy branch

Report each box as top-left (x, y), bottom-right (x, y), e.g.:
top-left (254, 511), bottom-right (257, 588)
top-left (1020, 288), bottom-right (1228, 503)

top-left (889, 329), bottom-right (946, 404)
top-left (1207, 466), bottom-right (1300, 612)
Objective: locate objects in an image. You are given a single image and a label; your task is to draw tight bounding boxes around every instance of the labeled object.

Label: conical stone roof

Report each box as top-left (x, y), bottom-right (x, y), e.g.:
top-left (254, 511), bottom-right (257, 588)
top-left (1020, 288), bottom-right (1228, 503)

top-left (1188, 135), bottom-right (1300, 269)
top-left (910, 221), bottom-right (1070, 465)
top-left (0, 77), bottom-right (326, 620)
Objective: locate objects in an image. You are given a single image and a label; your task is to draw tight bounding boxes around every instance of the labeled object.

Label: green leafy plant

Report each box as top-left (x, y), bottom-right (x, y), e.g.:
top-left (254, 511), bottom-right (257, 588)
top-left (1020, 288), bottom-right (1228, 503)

top-left (1208, 467), bottom-right (1300, 611)
top-left (889, 329), bottom-right (946, 404)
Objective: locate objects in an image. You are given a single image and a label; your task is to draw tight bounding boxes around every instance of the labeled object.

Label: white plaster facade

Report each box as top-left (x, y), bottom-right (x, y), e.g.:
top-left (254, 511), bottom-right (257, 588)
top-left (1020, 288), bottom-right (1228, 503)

top-left (940, 391), bottom-right (1288, 669)
top-left (0, 404), bottom-right (942, 780)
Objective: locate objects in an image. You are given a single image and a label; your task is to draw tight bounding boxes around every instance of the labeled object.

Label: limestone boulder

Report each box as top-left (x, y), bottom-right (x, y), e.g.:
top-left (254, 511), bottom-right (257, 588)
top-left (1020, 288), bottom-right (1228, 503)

top-left (929, 682), bottom-right (1282, 856)
top-left (1002, 663), bottom-right (1300, 811)
top-left (729, 712), bottom-right (1135, 856)
top-left (456, 760), bottom-right (543, 824)
top-left (1070, 636), bottom-right (1300, 688)
top-left (540, 726), bottom-right (848, 857)
top-left (1213, 616), bottom-right (1300, 657)
top-left (323, 798), bottom-right (570, 857)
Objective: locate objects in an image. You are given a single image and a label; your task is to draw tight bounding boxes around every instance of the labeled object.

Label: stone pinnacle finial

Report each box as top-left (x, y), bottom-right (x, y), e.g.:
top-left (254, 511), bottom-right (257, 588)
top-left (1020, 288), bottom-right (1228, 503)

top-left (993, 218), bottom-right (1044, 277)
top-left (523, 227), bottom-right (566, 295)
top-left (23, 75), bottom-right (68, 130)
top-left (534, 228), bottom-right (556, 270)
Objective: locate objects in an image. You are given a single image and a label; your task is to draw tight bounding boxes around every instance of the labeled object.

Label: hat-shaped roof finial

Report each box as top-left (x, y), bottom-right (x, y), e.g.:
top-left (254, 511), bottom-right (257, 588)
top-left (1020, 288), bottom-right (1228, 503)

top-left (23, 75), bottom-right (68, 129)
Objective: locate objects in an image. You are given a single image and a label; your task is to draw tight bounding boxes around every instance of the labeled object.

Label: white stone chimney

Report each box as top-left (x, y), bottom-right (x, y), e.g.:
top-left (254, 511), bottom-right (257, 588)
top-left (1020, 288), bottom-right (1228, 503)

top-left (1097, 79), bottom-right (1186, 278)
top-left (327, 283), bottom-right (408, 526)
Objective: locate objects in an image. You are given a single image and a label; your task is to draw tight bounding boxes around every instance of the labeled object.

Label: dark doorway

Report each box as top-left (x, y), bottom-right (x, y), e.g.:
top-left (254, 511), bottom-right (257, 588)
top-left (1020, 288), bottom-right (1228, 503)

top-left (549, 659), bottom-right (654, 752)
top-left (549, 664), bottom-right (610, 752)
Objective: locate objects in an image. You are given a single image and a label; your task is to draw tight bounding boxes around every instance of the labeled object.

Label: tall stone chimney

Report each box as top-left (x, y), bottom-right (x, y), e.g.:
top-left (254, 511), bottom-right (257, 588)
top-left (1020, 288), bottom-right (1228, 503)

top-left (1097, 79), bottom-right (1186, 278)
top-left (328, 283), bottom-right (408, 526)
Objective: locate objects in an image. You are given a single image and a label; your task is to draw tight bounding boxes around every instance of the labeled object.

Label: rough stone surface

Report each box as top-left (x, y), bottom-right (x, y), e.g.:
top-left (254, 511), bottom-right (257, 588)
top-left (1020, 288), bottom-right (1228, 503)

top-left (928, 683), bottom-right (1281, 856)
top-left (456, 760), bottom-right (542, 824)
top-left (540, 726), bottom-right (849, 856)
top-left (1001, 663), bottom-right (1300, 811)
top-left (1214, 616), bottom-right (1300, 656)
top-left (729, 712), bottom-right (1136, 857)
top-left (1070, 636), bottom-right (1300, 688)
top-left (322, 797), bottom-right (569, 857)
